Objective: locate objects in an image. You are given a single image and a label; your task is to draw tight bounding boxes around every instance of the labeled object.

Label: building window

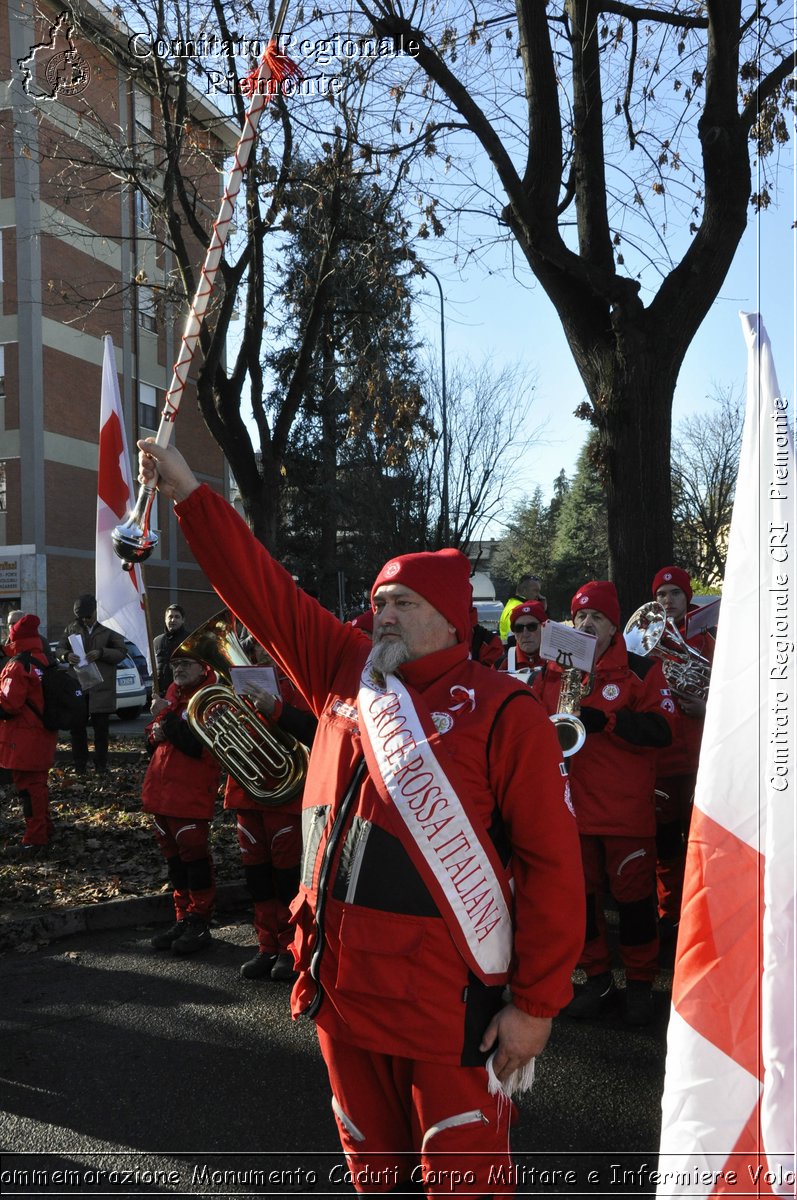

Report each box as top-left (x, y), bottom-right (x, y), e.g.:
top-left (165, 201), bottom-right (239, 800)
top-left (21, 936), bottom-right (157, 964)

top-left (139, 382), bottom-right (158, 430)
top-left (134, 89), bottom-right (153, 133)
top-left (135, 190), bottom-right (152, 232)
top-left (0, 345), bottom-right (5, 398)
top-left (0, 461), bottom-right (6, 512)
top-left (138, 284), bottom-right (157, 332)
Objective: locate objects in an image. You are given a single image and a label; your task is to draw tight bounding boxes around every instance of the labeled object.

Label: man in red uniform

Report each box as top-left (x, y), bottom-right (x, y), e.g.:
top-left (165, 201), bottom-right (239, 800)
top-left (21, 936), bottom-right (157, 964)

top-left (534, 581), bottom-right (676, 1026)
top-left (138, 439), bottom-right (583, 1198)
top-left (225, 640), bottom-right (317, 982)
top-left (499, 601), bottom-right (547, 678)
top-left (143, 656), bottom-right (221, 955)
top-left (649, 566), bottom-right (715, 939)
top-left (0, 614), bottom-right (58, 854)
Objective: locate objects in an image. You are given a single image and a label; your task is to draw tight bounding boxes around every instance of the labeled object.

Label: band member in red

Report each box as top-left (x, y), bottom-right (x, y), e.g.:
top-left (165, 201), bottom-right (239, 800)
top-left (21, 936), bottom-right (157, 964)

top-left (0, 614), bottom-right (57, 853)
top-left (499, 601), bottom-right (547, 677)
top-left (535, 581), bottom-right (676, 1026)
top-left (225, 639), bottom-right (317, 983)
top-left (138, 439), bottom-right (583, 1198)
top-left (650, 566), bottom-right (715, 939)
top-left (143, 657), bottom-right (221, 956)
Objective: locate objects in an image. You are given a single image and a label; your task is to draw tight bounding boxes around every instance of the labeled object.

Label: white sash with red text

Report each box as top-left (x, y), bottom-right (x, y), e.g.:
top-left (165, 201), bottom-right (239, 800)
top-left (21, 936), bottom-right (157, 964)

top-left (357, 655), bottom-right (513, 985)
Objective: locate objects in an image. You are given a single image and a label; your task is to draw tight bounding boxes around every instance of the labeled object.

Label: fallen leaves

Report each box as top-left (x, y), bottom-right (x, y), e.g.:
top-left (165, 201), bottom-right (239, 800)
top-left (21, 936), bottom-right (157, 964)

top-left (0, 736), bottom-right (242, 919)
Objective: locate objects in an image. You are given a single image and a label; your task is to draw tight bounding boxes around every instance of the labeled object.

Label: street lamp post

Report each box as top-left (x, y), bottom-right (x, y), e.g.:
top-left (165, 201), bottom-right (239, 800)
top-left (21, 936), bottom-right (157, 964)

top-left (425, 267), bottom-right (449, 545)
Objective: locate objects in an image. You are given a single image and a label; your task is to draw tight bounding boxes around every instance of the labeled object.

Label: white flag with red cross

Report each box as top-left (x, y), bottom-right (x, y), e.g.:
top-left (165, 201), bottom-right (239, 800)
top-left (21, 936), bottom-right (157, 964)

top-left (95, 336), bottom-right (151, 670)
top-left (656, 314), bottom-right (795, 1197)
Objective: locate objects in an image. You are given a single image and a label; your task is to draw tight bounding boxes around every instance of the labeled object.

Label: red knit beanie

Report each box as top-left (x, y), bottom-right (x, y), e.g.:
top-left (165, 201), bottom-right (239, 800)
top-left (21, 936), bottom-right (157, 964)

top-left (371, 549), bottom-right (473, 643)
top-left (571, 581), bottom-right (621, 627)
top-left (509, 601), bottom-right (547, 629)
top-left (9, 614), bottom-right (42, 652)
top-left (651, 566), bottom-right (693, 602)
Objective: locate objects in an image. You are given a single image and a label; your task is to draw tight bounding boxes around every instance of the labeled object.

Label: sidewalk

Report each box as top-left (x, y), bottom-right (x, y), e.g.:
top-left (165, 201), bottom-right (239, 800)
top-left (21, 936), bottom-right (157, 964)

top-left (0, 881), bottom-right (250, 954)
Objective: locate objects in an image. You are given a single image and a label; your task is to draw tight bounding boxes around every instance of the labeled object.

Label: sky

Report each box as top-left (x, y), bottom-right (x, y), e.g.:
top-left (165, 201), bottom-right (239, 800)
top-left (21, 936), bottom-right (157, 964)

top-left (411, 194), bottom-right (796, 516)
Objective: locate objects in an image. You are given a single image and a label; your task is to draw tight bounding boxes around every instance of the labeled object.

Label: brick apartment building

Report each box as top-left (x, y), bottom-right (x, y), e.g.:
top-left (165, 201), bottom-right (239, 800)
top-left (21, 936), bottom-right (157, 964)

top-left (0, 0), bottom-right (235, 639)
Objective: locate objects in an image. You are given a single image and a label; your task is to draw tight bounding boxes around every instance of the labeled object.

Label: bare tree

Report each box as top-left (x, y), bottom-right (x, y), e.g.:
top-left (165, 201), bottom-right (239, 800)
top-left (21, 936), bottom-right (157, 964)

top-left (411, 357), bottom-right (544, 551)
top-left (309, 0), bottom-right (796, 611)
top-left (672, 388), bottom-right (744, 587)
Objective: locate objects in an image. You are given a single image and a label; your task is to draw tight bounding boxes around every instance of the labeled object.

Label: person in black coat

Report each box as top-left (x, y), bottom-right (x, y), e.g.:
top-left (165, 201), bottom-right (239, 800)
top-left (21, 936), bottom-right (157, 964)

top-left (153, 605), bottom-right (187, 695)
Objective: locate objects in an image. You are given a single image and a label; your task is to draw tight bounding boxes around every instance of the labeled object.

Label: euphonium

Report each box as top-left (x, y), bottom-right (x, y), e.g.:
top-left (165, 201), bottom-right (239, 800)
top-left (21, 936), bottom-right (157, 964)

top-left (172, 610), bottom-right (309, 806)
top-left (551, 666), bottom-right (587, 758)
top-left (623, 601), bottom-right (711, 702)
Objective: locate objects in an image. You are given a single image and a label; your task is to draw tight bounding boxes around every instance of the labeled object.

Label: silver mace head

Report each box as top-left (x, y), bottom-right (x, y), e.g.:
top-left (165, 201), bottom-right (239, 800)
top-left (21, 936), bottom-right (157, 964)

top-left (112, 484), bottom-right (159, 569)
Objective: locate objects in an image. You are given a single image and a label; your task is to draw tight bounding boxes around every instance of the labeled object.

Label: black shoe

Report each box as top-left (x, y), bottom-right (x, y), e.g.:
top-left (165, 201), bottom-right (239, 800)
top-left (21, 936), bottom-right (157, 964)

top-left (16, 843), bottom-right (48, 862)
top-left (150, 919), bottom-right (187, 950)
top-left (562, 972), bottom-right (616, 1020)
top-left (624, 980), bottom-right (654, 1026)
top-left (270, 952), bottom-right (298, 982)
top-left (240, 951), bottom-right (277, 980)
top-left (171, 915), bottom-right (212, 956)
top-left (658, 916), bottom-right (680, 944)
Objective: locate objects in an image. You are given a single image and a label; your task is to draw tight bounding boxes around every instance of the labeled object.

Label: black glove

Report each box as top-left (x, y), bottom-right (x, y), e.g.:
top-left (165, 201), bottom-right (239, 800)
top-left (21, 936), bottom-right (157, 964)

top-left (579, 705), bottom-right (608, 734)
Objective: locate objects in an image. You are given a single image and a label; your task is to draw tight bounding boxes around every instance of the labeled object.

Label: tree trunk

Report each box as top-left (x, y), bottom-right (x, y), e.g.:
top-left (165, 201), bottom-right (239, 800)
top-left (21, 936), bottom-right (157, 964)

top-left (578, 329), bottom-right (678, 618)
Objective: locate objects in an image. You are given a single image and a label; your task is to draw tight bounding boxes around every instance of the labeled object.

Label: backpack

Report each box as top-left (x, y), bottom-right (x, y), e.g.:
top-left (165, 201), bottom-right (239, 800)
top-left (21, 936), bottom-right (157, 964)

top-left (13, 652), bottom-right (88, 731)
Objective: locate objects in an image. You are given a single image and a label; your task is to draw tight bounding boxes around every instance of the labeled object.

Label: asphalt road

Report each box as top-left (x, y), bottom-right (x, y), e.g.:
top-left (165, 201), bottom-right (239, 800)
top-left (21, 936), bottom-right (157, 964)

top-left (1, 915), bottom-right (670, 1198)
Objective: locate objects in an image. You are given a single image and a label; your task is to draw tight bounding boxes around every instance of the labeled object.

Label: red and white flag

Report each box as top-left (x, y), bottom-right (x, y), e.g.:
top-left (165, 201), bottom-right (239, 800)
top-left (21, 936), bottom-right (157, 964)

top-left (95, 336), bottom-right (151, 670)
top-left (657, 314), bottom-right (795, 1197)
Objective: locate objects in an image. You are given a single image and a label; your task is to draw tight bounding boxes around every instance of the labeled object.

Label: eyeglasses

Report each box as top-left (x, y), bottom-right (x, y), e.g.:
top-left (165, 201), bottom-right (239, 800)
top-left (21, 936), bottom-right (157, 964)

top-left (514, 622), bottom-right (540, 632)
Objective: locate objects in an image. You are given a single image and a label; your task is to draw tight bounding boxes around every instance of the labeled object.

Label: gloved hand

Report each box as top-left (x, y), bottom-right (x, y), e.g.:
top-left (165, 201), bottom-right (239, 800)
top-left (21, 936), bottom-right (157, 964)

top-left (579, 705), bottom-right (608, 734)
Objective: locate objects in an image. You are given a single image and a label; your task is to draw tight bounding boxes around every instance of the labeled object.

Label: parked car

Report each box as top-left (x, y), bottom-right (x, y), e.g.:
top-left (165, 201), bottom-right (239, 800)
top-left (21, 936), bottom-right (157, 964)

top-left (115, 653), bottom-right (147, 719)
top-left (124, 640), bottom-right (153, 705)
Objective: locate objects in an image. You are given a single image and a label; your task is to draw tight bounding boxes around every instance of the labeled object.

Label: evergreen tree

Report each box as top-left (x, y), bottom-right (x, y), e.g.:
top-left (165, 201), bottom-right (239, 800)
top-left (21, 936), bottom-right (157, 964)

top-left (268, 144), bottom-right (432, 608)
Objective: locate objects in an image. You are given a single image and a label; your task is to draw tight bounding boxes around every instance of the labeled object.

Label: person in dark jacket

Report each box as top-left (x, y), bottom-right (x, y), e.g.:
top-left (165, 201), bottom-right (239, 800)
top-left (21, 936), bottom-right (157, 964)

top-left (153, 604), bottom-right (187, 694)
top-left (56, 595), bottom-right (125, 775)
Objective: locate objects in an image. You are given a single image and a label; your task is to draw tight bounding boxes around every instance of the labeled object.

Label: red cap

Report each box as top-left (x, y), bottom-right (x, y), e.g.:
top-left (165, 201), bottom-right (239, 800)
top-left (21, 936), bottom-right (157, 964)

top-left (651, 566), bottom-right (693, 602)
top-left (9, 614), bottom-right (42, 651)
top-left (371, 549), bottom-right (473, 643)
top-left (571, 581), bottom-right (621, 627)
top-left (350, 610), bottom-right (374, 634)
top-left (509, 601), bottom-right (547, 629)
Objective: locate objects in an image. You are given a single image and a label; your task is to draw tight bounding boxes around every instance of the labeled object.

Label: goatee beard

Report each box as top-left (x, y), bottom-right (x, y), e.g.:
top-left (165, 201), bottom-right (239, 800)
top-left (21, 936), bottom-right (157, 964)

top-left (371, 636), bottom-right (410, 677)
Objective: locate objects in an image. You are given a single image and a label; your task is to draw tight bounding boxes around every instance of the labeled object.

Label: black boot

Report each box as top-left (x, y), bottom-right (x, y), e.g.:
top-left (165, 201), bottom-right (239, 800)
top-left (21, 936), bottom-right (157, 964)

top-left (240, 951), bottom-right (277, 980)
top-left (171, 915), bottom-right (212, 956)
top-left (562, 972), bottom-right (616, 1020)
top-left (150, 919), bottom-right (187, 950)
top-left (624, 980), bottom-right (654, 1026)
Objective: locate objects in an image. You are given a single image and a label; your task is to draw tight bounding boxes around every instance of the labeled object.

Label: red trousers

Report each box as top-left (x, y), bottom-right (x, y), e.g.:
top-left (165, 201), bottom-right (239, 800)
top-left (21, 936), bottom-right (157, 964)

top-left (14, 769), bottom-right (52, 846)
top-left (151, 814), bottom-right (215, 920)
top-left (235, 808), bottom-right (301, 954)
top-left (655, 774), bottom-right (696, 922)
top-left (578, 833), bottom-right (659, 982)
top-left (317, 1027), bottom-right (516, 1197)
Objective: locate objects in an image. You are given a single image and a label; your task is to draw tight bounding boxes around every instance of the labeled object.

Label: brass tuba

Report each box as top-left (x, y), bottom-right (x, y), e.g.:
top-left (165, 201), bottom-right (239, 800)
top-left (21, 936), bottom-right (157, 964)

top-left (623, 601), bottom-right (711, 702)
top-left (172, 610), bottom-right (309, 806)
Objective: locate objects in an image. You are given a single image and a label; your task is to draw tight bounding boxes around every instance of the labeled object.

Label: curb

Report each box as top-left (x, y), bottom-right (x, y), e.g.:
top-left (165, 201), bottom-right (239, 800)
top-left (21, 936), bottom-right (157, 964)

top-left (0, 881), bottom-right (250, 953)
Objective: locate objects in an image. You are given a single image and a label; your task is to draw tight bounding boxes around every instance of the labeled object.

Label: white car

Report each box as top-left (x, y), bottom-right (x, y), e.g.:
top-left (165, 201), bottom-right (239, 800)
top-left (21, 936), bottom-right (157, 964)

top-left (115, 652), bottom-right (147, 719)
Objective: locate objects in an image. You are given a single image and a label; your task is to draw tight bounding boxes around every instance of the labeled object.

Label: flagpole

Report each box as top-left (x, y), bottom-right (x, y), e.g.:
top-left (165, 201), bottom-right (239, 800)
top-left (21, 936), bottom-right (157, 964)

top-left (111, 0), bottom-right (297, 569)
top-left (138, 568), bottom-right (160, 703)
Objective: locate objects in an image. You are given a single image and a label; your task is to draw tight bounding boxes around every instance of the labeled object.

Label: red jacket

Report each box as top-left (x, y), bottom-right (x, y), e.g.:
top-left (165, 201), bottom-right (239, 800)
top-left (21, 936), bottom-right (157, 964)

top-left (142, 677), bottom-right (220, 819)
top-left (534, 636), bottom-right (676, 838)
top-left (656, 624), bottom-right (715, 777)
top-left (0, 650), bottom-right (58, 771)
top-left (176, 484), bottom-right (584, 1065)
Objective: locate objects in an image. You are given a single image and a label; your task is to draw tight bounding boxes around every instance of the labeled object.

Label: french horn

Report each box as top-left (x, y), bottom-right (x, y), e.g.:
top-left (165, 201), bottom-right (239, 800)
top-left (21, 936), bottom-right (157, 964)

top-left (172, 610), bottom-right (308, 805)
